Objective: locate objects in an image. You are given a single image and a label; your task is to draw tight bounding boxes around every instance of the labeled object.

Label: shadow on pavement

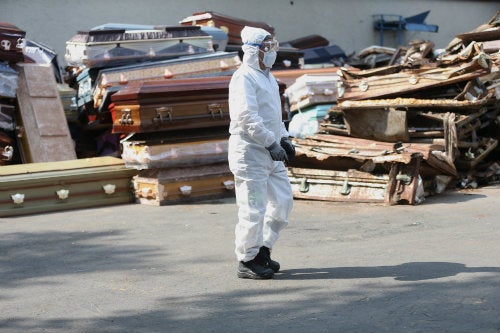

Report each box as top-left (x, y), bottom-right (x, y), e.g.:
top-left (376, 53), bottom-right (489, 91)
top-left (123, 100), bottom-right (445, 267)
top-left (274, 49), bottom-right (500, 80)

top-left (277, 261), bottom-right (500, 281)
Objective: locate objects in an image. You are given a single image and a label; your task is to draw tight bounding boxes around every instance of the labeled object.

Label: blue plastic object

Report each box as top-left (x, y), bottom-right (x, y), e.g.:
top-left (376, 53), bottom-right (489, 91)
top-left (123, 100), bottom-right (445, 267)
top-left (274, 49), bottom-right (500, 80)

top-left (373, 11), bottom-right (439, 46)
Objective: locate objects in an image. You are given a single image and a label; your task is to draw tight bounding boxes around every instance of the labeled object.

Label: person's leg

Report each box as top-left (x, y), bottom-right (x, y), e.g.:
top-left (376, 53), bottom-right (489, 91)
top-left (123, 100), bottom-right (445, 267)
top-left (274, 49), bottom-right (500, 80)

top-left (233, 175), bottom-right (268, 262)
top-left (257, 162), bottom-right (293, 272)
top-left (228, 137), bottom-right (275, 279)
top-left (262, 162), bottom-right (293, 249)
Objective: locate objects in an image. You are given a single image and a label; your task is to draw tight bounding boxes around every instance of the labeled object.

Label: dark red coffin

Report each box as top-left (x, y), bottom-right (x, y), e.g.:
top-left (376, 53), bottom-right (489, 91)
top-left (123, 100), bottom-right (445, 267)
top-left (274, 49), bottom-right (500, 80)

top-left (0, 22), bottom-right (25, 62)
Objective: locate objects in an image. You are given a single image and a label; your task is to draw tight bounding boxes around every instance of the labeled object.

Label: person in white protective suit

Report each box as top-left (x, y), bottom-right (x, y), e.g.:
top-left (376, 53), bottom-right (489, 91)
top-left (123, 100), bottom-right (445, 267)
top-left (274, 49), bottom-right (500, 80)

top-left (228, 26), bottom-right (295, 280)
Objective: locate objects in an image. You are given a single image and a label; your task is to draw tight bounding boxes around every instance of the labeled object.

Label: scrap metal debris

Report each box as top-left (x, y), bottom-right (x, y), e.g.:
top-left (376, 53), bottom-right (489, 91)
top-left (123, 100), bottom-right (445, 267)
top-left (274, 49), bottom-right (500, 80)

top-left (287, 11), bottom-right (500, 204)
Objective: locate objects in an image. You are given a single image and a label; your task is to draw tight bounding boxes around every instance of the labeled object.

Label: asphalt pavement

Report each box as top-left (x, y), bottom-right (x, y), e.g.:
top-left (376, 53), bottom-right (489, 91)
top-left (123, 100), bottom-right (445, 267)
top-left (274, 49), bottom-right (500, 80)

top-left (1, 185), bottom-right (499, 333)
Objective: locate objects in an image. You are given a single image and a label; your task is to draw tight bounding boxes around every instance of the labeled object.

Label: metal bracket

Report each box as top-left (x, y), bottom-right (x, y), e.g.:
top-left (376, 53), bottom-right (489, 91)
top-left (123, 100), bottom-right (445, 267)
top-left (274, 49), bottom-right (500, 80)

top-left (396, 173), bottom-right (413, 184)
top-left (208, 103), bottom-right (223, 118)
top-left (299, 178), bottom-right (309, 193)
top-left (153, 106), bottom-right (173, 123)
top-left (119, 109), bottom-right (134, 125)
top-left (340, 179), bottom-right (351, 195)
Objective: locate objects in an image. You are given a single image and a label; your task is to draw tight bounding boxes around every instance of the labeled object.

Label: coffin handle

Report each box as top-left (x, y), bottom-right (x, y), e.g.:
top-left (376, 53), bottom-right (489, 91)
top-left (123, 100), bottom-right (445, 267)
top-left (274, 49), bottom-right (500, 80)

top-left (208, 103), bottom-right (223, 118)
top-left (119, 109), bottom-right (134, 125)
top-left (340, 179), bottom-right (351, 195)
top-left (180, 185), bottom-right (192, 196)
top-left (299, 178), bottom-right (309, 193)
top-left (56, 189), bottom-right (70, 200)
top-left (154, 106), bottom-right (172, 123)
top-left (102, 184), bottom-right (116, 195)
top-left (11, 193), bottom-right (25, 205)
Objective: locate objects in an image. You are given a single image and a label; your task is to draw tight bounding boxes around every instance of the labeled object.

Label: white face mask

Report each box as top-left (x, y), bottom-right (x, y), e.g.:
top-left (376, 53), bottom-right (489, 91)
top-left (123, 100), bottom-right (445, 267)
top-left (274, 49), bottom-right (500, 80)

top-left (262, 51), bottom-right (277, 68)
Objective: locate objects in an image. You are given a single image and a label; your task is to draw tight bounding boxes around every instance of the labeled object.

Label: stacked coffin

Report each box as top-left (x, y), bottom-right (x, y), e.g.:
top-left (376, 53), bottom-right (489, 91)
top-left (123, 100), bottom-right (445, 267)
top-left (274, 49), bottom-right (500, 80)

top-left (180, 11), bottom-right (305, 69)
top-left (286, 11), bottom-right (500, 204)
top-left (285, 73), bottom-right (341, 139)
top-left (0, 22), bottom-right (26, 166)
top-left (63, 22), bottom-right (239, 159)
top-left (65, 25), bottom-right (214, 68)
top-left (110, 76), bottom-right (236, 205)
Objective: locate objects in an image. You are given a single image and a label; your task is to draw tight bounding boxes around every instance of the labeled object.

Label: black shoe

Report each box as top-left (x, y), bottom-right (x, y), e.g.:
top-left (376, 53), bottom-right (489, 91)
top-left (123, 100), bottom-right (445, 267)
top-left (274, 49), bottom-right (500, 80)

top-left (258, 246), bottom-right (280, 273)
top-left (237, 259), bottom-right (274, 279)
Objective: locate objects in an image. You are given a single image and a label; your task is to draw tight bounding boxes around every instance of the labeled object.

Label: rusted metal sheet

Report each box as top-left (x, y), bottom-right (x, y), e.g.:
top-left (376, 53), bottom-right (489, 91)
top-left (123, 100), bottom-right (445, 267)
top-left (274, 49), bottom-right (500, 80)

top-left (291, 134), bottom-right (457, 177)
top-left (337, 62), bottom-right (490, 101)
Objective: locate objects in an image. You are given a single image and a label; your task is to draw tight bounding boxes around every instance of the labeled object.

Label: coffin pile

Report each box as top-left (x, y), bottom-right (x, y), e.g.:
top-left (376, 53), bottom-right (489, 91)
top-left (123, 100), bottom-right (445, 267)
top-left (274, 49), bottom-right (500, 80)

top-left (63, 22), bottom-right (243, 205)
top-left (287, 11), bottom-right (500, 204)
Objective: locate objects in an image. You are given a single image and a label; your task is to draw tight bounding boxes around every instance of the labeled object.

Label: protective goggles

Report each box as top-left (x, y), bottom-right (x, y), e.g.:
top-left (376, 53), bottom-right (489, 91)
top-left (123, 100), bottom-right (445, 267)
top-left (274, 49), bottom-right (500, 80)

top-left (260, 39), bottom-right (279, 52)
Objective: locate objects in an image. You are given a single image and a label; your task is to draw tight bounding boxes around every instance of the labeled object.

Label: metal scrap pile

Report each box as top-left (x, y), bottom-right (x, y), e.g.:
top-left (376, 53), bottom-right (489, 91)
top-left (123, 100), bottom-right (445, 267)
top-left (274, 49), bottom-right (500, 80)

top-left (288, 11), bottom-right (500, 205)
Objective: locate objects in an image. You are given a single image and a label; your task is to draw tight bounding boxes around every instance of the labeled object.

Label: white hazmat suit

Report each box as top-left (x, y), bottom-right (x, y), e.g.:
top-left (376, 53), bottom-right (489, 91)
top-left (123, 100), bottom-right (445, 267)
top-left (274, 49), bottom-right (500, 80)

top-left (228, 26), bottom-right (294, 262)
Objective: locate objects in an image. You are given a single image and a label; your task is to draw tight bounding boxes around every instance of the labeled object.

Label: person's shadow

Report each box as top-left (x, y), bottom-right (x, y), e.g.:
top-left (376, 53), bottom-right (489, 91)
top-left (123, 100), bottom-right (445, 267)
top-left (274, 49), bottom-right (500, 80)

top-left (277, 262), bottom-right (500, 281)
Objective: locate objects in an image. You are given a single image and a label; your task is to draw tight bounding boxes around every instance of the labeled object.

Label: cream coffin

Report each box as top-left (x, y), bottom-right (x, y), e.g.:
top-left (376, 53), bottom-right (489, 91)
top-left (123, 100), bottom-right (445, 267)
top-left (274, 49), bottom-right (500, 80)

top-left (0, 157), bottom-right (137, 217)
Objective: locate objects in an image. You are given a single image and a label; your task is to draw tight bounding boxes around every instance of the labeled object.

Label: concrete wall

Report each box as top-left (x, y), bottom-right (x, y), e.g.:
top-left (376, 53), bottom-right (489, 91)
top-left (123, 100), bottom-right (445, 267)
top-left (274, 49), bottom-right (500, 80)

top-left (1, 0), bottom-right (498, 68)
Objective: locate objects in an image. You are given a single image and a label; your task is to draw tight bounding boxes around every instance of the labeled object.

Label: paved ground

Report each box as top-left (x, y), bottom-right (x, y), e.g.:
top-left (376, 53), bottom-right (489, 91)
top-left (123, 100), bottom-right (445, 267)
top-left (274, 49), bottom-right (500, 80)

top-left (1, 185), bottom-right (500, 333)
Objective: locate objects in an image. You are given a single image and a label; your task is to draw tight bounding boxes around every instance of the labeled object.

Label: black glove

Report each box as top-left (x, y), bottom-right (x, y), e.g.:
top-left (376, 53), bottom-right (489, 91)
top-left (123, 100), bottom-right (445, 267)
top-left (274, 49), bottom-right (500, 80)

top-left (280, 137), bottom-right (295, 163)
top-left (266, 142), bottom-right (286, 161)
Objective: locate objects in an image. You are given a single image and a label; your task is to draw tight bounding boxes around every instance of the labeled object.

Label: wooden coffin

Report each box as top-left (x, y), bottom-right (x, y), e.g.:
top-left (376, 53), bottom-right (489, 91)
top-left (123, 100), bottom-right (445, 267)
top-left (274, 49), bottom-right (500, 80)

top-left (110, 76), bottom-right (232, 133)
top-left (0, 22), bottom-right (25, 62)
top-left (281, 34), bottom-right (329, 50)
top-left (93, 51), bottom-right (241, 108)
top-left (285, 73), bottom-right (340, 111)
top-left (65, 26), bottom-right (214, 68)
top-left (111, 99), bottom-right (230, 133)
top-left (0, 157), bottom-right (138, 217)
top-left (15, 63), bottom-right (77, 163)
top-left (288, 152), bottom-right (423, 205)
top-left (133, 163), bottom-right (234, 206)
top-left (180, 11), bottom-right (275, 45)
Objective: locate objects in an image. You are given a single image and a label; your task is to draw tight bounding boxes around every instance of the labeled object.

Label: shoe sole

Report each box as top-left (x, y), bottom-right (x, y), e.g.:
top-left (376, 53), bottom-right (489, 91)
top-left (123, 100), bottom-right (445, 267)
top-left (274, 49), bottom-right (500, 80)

top-left (237, 270), bottom-right (274, 280)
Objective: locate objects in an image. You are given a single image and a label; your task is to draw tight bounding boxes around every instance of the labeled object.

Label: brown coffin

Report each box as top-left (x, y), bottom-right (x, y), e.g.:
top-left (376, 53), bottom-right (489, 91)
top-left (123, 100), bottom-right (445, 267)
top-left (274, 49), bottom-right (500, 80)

top-left (281, 34), bottom-right (329, 50)
top-left (111, 99), bottom-right (230, 133)
top-left (133, 163), bottom-right (235, 205)
top-left (111, 76), bottom-right (288, 132)
top-left (180, 11), bottom-right (275, 45)
top-left (15, 63), bottom-right (77, 163)
top-left (0, 22), bottom-right (25, 62)
top-left (110, 77), bottom-right (231, 133)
